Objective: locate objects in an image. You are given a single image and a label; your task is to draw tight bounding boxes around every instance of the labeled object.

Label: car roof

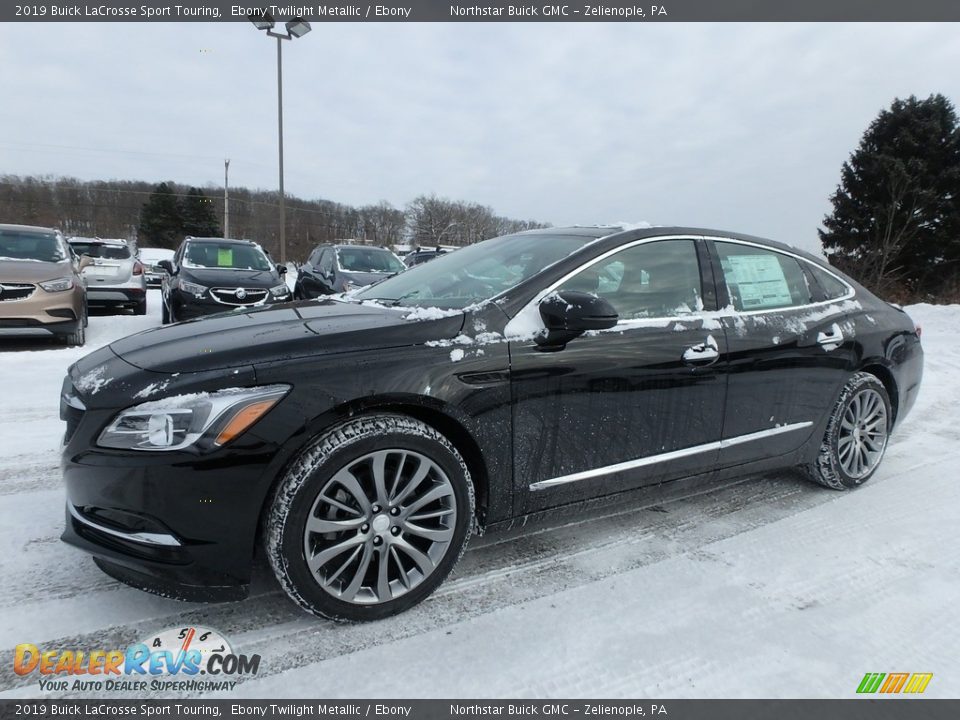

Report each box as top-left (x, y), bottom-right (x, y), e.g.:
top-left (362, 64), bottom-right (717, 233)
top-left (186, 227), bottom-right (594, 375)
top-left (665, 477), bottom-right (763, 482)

top-left (0, 223), bottom-right (59, 235)
top-left (185, 237), bottom-right (257, 246)
top-left (68, 237), bottom-right (129, 246)
top-left (521, 225), bottom-right (824, 265)
top-left (332, 244), bottom-right (393, 251)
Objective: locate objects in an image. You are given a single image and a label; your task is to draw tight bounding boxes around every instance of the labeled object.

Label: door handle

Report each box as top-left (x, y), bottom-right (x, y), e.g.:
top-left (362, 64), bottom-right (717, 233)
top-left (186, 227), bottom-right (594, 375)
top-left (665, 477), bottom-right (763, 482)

top-left (682, 336), bottom-right (720, 366)
top-left (817, 323), bottom-right (844, 347)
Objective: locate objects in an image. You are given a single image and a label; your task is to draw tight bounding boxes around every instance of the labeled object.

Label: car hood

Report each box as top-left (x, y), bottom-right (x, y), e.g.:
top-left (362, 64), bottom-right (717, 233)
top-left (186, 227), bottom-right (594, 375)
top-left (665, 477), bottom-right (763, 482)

top-left (110, 299), bottom-right (465, 373)
top-left (182, 267), bottom-right (281, 288)
top-left (0, 258), bottom-right (72, 282)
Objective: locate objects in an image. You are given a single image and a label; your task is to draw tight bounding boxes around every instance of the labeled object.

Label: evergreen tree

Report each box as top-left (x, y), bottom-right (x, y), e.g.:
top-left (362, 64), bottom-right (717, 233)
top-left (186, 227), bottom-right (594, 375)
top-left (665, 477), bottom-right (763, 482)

top-left (138, 182), bottom-right (184, 249)
top-left (180, 187), bottom-right (221, 238)
top-left (819, 94), bottom-right (960, 299)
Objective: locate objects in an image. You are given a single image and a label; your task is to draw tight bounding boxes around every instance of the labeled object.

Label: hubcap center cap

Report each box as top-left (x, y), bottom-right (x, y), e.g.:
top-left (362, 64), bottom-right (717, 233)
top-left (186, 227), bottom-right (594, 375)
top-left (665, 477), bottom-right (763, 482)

top-left (372, 514), bottom-right (390, 533)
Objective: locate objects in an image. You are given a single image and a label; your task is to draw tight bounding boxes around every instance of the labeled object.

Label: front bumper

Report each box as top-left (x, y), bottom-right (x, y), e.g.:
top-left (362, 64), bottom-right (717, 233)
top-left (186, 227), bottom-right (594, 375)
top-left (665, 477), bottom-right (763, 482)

top-left (0, 283), bottom-right (84, 330)
top-left (58, 357), bottom-right (293, 602)
top-left (170, 289), bottom-right (290, 321)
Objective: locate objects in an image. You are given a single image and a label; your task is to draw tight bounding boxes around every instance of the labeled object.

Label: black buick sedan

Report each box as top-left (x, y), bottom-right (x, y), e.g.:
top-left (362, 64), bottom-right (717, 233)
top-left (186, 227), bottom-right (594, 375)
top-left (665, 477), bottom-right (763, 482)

top-left (60, 226), bottom-right (923, 621)
top-left (158, 237), bottom-right (291, 323)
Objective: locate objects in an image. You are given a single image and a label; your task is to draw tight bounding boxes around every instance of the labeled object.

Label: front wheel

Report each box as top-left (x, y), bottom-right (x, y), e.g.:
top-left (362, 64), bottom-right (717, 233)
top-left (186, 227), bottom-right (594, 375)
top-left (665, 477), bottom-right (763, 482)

top-left (801, 372), bottom-right (891, 490)
top-left (265, 414), bottom-right (475, 621)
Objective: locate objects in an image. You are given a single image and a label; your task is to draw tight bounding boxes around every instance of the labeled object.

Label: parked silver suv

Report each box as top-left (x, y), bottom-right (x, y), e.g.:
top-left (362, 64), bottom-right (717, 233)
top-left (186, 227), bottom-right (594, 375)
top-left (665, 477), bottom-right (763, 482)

top-left (68, 237), bottom-right (147, 315)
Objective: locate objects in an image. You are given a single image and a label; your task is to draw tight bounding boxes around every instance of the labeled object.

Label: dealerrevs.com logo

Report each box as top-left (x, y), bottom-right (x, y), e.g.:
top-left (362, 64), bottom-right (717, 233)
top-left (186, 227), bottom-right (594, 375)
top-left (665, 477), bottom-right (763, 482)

top-left (857, 672), bottom-right (933, 694)
top-left (14, 626), bottom-right (260, 693)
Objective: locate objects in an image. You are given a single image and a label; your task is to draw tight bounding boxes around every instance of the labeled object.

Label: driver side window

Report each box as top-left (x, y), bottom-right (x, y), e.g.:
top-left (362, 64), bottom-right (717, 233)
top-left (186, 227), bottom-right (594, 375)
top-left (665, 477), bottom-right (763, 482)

top-left (557, 239), bottom-right (703, 320)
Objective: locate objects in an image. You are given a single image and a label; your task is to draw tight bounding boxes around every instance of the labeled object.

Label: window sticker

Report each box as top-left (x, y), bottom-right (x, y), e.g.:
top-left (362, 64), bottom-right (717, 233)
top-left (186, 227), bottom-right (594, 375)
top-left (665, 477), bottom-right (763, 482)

top-left (723, 254), bottom-right (792, 309)
top-left (217, 248), bottom-right (234, 267)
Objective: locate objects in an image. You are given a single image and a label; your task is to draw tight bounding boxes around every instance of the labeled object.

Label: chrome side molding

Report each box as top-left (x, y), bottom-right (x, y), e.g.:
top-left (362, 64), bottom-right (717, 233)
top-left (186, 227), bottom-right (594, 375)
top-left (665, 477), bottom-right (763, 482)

top-left (529, 421), bottom-right (814, 491)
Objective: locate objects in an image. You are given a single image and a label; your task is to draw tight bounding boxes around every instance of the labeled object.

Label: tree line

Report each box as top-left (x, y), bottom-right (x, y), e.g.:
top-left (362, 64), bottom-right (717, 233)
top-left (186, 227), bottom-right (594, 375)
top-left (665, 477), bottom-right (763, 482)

top-left (0, 175), bottom-right (548, 261)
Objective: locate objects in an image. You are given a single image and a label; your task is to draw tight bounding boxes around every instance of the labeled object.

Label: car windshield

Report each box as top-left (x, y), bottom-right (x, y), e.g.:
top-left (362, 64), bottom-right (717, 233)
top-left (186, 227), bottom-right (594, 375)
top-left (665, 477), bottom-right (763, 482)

top-left (70, 242), bottom-right (131, 260)
top-left (337, 247), bottom-right (405, 274)
top-left (183, 242), bottom-right (272, 271)
top-left (354, 233), bottom-right (597, 308)
top-left (0, 230), bottom-right (68, 263)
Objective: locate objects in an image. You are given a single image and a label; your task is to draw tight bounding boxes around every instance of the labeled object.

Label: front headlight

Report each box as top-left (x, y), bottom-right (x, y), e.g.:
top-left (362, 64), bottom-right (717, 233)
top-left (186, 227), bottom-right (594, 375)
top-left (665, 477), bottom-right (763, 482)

top-left (40, 277), bottom-right (75, 292)
top-left (97, 385), bottom-right (289, 451)
top-left (178, 279), bottom-right (208, 297)
top-left (269, 284), bottom-right (290, 297)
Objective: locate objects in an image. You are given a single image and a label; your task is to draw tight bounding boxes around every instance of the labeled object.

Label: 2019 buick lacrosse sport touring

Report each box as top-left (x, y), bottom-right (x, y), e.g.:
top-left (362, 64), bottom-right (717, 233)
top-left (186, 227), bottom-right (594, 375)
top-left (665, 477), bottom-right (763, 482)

top-left (60, 226), bottom-right (923, 621)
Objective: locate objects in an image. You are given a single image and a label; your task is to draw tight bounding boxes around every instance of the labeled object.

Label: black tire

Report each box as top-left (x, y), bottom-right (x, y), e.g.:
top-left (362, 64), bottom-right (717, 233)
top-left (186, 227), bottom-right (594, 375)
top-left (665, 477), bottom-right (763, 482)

top-left (265, 414), bottom-right (475, 622)
top-left (161, 299), bottom-right (170, 324)
top-left (134, 297), bottom-right (147, 316)
top-left (801, 371), bottom-right (891, 490)
top-left (59, 313), bottom-right (86, 347)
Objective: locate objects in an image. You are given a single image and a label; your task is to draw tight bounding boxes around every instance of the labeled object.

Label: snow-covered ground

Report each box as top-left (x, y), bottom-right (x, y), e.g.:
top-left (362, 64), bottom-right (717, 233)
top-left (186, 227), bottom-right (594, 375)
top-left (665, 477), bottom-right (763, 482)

top-left (0, 296), bottom-right (957, 698)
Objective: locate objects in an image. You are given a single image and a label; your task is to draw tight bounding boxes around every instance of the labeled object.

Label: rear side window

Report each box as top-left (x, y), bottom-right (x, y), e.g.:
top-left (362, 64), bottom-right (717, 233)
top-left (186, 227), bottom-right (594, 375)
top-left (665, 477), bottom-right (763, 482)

top-left (716, 242), bottom-right (811, 312)
top-left (808, 264), bottom-right (851, 300)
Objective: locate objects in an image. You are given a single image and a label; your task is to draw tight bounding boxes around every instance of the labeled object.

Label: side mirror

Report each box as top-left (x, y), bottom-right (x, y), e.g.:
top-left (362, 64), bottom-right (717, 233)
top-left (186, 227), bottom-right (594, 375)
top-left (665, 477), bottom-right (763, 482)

top-left (277, 264), bottom-right (288, 276)
top-left (78, 255), bottom-right (94, 272)
top-left (157, 260), bottom-right (174, 274)
top-left (537, 290), bottom-right (618, 350)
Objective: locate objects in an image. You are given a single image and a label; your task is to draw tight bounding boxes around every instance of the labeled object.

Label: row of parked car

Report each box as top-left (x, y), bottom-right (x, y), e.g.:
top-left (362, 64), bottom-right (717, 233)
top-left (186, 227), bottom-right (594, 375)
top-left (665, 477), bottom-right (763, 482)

top-left (0, 222), bottom-right (448, 345)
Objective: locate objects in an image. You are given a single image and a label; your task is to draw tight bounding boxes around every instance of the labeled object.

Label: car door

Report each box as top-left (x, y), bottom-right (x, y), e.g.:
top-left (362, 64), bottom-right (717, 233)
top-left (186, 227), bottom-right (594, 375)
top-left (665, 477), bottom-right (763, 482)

top-left (707, 238), bottom-right (857, 466)
top-left (510, 237), bottom-right (729, 514)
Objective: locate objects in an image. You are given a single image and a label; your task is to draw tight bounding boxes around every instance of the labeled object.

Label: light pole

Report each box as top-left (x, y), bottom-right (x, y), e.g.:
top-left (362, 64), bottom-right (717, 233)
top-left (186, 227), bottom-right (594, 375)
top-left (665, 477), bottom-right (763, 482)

top-left (249, 12), bottom-right (312, 264)
top-left (223, 158), bottom-right (230, 239)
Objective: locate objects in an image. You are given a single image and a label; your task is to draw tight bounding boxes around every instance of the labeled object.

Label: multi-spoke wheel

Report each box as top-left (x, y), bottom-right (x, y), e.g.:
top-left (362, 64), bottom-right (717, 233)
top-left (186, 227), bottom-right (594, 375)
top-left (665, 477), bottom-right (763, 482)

top-left (266, 414), bottom-right (474, 621)
top-left (803, 372), bottom-right (892, 490)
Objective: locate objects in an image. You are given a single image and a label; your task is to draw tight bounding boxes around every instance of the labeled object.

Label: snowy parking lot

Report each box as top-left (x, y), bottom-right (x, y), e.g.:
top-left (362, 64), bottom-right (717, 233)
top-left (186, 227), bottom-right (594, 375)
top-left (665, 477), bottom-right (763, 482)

top-left (0, 293), bottom-right (957, 698)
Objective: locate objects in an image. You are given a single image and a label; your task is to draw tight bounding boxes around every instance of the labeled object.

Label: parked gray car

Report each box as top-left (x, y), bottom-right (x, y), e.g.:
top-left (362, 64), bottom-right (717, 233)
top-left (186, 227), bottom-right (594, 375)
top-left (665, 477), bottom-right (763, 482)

top-left (68, 237), bottom-right (147, 315)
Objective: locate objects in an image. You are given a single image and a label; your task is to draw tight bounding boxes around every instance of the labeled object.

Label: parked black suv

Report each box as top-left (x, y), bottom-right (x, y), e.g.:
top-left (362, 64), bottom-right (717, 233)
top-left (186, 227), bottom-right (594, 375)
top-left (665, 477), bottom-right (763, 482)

top-left (294, 243), bottom-right (405, 299)
top-left (159, 237), bottom-right (291, 323)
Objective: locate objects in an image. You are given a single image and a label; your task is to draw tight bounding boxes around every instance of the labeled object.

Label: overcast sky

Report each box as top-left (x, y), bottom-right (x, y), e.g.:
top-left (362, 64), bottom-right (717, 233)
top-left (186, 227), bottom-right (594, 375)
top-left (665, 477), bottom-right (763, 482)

top-left (1, 22), bottom-right (959, 251)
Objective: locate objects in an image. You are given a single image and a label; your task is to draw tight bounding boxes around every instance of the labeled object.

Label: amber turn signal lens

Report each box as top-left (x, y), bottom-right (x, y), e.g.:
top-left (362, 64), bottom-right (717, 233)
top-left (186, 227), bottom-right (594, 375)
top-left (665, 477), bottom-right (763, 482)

top-left (214, 399), bottom-right (279, 446)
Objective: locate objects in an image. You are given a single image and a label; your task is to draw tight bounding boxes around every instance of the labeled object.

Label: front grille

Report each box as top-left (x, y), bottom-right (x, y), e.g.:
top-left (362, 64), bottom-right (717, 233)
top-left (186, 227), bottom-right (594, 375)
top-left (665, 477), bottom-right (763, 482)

top-left (210, 287), bottom-right (269, 306)
top-left (0, 282), bottom-right (36, 302)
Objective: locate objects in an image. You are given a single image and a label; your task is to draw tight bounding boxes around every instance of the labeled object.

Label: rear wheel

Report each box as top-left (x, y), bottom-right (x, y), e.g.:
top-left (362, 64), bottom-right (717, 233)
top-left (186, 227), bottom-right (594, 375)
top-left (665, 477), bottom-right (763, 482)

top-left (266, 414), bottom-right (474, 621)
top-left (801, 372), bottom-right (891, 490)
top-left (161, 299), bottom-right (170, 324)
top-left (134, 297), bottom-right (147, 316)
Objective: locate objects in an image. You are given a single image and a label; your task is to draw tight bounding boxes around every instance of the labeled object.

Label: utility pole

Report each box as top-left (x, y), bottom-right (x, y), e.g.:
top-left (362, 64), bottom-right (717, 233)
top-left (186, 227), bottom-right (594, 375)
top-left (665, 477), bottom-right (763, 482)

top-left (277, 36), bottom-right (286, 264)
top-left (224, 158), bottom-right (230, 239)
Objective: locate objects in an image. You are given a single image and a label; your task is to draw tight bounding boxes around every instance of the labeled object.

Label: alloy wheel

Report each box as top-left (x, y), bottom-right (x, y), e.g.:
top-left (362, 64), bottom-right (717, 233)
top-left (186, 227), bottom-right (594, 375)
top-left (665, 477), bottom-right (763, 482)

top-left (837, 388), bottom-right (888, 479)
top-left (302, 449), bottom-right (457, 604)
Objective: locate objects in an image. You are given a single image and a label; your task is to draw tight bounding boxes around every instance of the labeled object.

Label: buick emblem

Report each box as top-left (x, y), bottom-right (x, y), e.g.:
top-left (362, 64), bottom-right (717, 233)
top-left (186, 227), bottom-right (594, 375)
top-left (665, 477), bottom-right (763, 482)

top-left (235, 288), bottom-right (247, 300)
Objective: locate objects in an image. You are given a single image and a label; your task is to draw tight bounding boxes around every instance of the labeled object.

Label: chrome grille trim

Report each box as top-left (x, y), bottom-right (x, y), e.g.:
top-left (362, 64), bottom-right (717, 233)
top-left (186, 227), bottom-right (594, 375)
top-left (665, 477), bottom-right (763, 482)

top-left (210, 287), bottom-right (269, 306)
top-left (0, 282), bottom-right (36, 302)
